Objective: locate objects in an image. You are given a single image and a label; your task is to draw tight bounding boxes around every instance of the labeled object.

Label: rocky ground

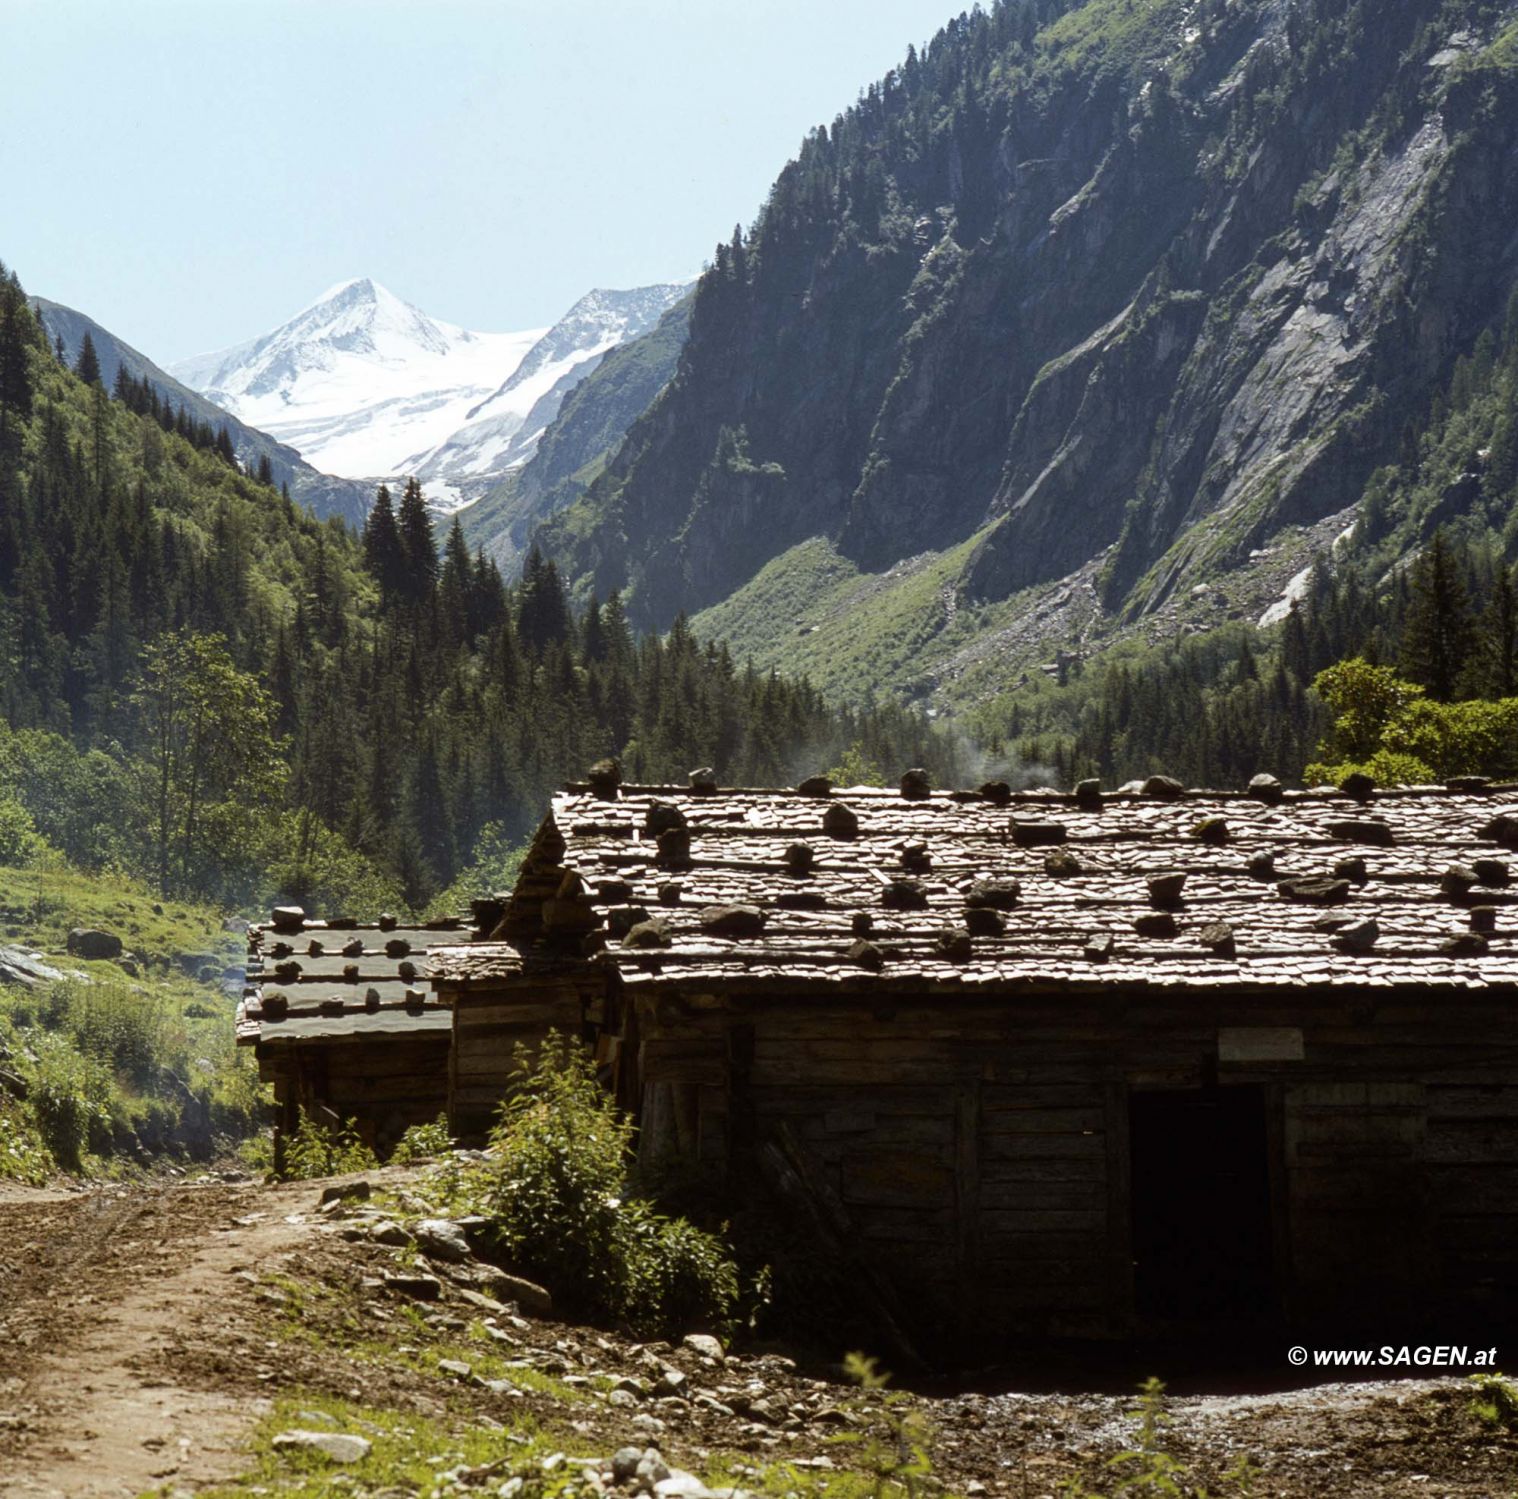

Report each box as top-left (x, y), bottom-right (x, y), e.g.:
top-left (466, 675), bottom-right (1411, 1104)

top-left (1, 1170), bottom-right (1515, 1498)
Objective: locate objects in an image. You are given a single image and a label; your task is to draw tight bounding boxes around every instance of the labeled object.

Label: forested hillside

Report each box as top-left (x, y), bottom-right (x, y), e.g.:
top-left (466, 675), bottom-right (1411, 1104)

top-left (0, 263), bottom-right (950, 917)
top-left (33, 297), bottom-right (374, 526)
top-left (536, 0), bottom-right (1518, 706)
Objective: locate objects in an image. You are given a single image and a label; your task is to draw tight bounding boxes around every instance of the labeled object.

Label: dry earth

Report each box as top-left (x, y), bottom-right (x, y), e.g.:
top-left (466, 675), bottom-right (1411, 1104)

top-left (1, 1172), bottom-right (1515, 1498)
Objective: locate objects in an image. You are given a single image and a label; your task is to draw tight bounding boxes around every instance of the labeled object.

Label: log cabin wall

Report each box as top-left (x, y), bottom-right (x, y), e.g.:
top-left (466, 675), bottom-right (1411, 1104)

top-left (621, 981), bottom-right (1518, 1352)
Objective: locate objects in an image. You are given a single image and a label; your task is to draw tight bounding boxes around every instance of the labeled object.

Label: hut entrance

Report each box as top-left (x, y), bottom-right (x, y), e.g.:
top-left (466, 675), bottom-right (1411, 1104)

top-left (1129, 1086), bottom-right (1276, 1327)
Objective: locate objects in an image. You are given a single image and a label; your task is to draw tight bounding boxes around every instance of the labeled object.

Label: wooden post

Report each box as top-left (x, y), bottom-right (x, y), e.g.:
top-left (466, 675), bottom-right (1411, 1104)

top-left (955, 1076), bottom-right (982, 1344)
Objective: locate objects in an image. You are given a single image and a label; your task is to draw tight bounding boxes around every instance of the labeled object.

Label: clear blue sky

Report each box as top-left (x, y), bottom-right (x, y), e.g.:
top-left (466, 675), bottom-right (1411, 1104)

top-left (2, 0), bottom-right (962, 364)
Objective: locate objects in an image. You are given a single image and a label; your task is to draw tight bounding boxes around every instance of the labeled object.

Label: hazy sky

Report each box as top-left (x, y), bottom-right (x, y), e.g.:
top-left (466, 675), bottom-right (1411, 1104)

top-left (2, 0), bottom-right (961, 364)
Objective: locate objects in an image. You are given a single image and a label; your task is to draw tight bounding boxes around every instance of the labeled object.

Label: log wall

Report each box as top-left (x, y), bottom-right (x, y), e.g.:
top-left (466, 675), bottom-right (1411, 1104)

top-left (258, 1033), bottom-right (451, 1155)
top-left (621, 985), bottom-right (1518, 1351)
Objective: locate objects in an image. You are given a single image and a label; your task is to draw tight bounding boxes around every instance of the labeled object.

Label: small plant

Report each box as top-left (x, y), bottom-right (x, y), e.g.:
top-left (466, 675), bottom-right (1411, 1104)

top-left (279, 1113), bottom-right (379, 1180)
top-left (832, 1352), bottom-right (939, 1499)
top-left (1061, 1378), bottom-right (1258, 1498)
top-left (1469, 1371), bottom-right (1518, 1430)
top-left (391, 1111), bottom-right (453, 1164)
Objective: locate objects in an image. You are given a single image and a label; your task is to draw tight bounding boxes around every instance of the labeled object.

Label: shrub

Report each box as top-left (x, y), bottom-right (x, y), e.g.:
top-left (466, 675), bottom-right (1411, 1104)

top-left (24, 1029), bottom-right (115, 1170)
top-left (392, 1112), bottom-right (454, 1164)
top-left (1469, 1371), bottom-right (1518, 1430)
top-left (0, 795), bottom-right (45, 865)
top-left (0, 1096), bottom-right (53, 1185)
top-left (279, 1114), bottom-right (379, 1180)
top-left (470, 1033), bottom-right (739, 1338)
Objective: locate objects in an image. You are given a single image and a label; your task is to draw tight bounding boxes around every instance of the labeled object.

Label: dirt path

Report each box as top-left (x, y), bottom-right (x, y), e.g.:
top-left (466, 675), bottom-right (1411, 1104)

top-left (2, 1175), bottom-right (1515, 1497)
top-left (0, 1176), bottom-right (319, 1497)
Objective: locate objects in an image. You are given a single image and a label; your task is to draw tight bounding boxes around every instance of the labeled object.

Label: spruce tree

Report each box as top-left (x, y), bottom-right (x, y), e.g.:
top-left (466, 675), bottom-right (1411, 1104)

top-left (1401, 530), bottom-right (1473, 700)
top-left (75, 331), bottom-right (102, 386)
top-left (396, 477), bottom-right (438, 603)
top-left (1476, 565), bottom-right (1518, 699)
top-left (362, 484), bottom-right (405, 603)
top-left (517, 546), bottom-right (572, 652)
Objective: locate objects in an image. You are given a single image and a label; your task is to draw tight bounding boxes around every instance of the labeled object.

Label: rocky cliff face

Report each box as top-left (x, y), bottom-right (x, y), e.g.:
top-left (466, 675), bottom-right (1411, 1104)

top-left (537, 0), bottom-right (1518, 641)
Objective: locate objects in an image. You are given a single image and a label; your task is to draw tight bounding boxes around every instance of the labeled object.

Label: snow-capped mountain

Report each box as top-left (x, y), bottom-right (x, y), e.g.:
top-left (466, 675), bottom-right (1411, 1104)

top-left (170, 278), bottom-right (691, 507)
top-left (169, 278), bottom-right (545, 480)
top-left (407, 284), bottom-right (690, 494)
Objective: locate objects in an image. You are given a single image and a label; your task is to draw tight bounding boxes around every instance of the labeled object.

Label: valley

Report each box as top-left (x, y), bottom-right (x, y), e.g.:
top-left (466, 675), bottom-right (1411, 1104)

top-left (5, 2), bottom-right (1518, 1495)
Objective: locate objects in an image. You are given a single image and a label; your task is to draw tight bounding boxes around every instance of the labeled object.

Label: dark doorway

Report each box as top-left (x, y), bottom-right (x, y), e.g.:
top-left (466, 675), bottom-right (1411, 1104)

top-left (1129, 1086), bottom-right (1276, 1326)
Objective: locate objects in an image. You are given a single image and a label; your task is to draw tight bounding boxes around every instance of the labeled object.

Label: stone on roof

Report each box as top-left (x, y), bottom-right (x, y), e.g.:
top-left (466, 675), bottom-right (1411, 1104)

top-left (480, 778), bottom-right (1518, 996)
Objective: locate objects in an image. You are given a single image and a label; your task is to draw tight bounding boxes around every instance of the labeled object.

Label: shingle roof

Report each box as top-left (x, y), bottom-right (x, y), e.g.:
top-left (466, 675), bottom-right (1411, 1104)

top-left (445, 778), bottom-right (1518, 995)
top-left (237, 916), bottom-right (474, 1046)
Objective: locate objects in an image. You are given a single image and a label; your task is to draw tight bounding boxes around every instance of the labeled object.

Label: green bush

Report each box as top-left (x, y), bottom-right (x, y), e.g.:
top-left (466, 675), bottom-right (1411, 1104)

top-left (279, 1114), bottom-right (379, 1180)
top-left (0, 795), bottom-right (45, 865)
top-left (470, 1033), bottom-right (739, 1338)
top-left (24, 1029), bottom-right (115, 1170)
top-left (0, 1096), bottom-right (53, 1184)
top-left (392, 1112), bottom-right (454, 1164)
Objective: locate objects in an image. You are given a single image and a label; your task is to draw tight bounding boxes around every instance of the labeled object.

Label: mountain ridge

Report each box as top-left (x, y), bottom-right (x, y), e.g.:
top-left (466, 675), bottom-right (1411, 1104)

top-left (31, 296), bottom-right (375, 526)
top-left (532, 0), bottom-right (1518, 710)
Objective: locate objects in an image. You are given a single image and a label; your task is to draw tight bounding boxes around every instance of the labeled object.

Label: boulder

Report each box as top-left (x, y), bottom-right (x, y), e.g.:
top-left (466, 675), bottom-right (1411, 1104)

top-left (271, 1430), bottom-right (371, 1463)
top-left (880, 879), bottom-right (928, 911)
top-left (899, 768), bottom-right (931, 799)
top-left (1276, 877), bottom-right (1351, 905)
top-left (1334, 919), bottom-right (1380, 954)
top-left (414, 1218), bottom-right (471, 1263)
top-left (624, 919), bottom-right (673, 950)
top-left (381, 1272), bottom-right (442, 1300)
top-left (1198, 921), bottom-right (1237, 958)
top-left (67, 928), bottom-right (122, 961)
top-left (491, 1271), bottom-right (552, 1318)
top-left (966, 878), bottom-right (1020, 910)
top-left (1043, 848), bottom-right (1083, 877)
top-left (1083, 931), bottom-right (1115, 963)
top-left (847, 939), bottom-right (885, 971)
top-left (1146, 872), bottom-right (1187, 907)
top-left (0, 946), bottom-right (67, 989)
top-left (934, 927), bottom-right (973, 963)
top-left (821, 802), bottom-right (859, 839)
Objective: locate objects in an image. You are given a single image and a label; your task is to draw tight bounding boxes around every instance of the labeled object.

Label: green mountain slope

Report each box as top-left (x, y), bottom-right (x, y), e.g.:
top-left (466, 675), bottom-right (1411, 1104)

top-left (538, 0), bottom-right (1518, 705)
top-left (32, 297), bottom-right (373, 526)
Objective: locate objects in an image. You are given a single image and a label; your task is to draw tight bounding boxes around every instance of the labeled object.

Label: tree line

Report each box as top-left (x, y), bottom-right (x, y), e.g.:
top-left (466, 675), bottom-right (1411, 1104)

top-left (0, 259), bottom-right (954, 913)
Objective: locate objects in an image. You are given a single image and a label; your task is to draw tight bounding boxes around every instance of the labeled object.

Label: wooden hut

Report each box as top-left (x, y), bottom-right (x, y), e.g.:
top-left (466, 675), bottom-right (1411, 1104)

top-left (433, 773), bottom-right (1518, 1354)
top-left (238, 911), bottom-right (475, 1161)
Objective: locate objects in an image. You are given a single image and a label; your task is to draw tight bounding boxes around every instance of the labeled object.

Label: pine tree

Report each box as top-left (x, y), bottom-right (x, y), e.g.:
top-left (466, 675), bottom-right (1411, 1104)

top-left (517, 546), bottom-right (572, 652)
top-left (396, 477), bottom-right (438, 604)
top-left (362, 484), bottom-right (405, 603)
top-left (1401, 530), bottom-right (1473, 700)
top-left (75, 331), bottom-right (102, 387)
top-left (1476, 565), bottom-right (1518, 700)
